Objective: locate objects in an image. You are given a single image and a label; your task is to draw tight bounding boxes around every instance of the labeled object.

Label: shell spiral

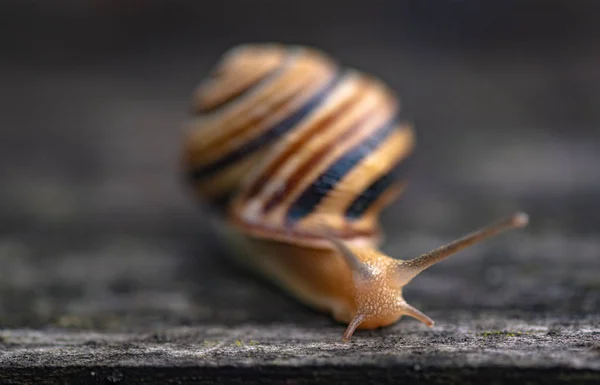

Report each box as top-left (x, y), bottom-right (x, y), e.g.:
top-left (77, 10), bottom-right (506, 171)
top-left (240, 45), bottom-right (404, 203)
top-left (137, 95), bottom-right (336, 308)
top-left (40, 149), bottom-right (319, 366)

top-left (182, 43), bottom-right (415, 248)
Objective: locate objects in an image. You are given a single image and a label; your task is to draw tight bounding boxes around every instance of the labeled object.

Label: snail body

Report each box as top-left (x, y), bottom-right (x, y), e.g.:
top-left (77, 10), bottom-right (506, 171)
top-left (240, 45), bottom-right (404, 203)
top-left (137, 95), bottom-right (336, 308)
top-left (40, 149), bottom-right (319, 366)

top-left (182, 44), bottom-right (528, 340)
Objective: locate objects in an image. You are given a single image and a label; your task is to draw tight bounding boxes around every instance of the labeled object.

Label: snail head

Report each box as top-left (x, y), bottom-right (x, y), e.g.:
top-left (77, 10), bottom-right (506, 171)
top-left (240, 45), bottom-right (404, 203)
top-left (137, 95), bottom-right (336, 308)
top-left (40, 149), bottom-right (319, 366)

top-left (318, 212), bottom-right (529, 341)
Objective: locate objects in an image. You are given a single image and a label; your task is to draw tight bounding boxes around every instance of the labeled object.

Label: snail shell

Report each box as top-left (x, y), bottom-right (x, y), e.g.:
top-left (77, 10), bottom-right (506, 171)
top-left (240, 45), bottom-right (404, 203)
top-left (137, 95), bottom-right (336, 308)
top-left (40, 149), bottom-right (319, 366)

top-left (181, 43), bottom-right (528, 341)
top-left (183, 43), bottom-right (414, 246)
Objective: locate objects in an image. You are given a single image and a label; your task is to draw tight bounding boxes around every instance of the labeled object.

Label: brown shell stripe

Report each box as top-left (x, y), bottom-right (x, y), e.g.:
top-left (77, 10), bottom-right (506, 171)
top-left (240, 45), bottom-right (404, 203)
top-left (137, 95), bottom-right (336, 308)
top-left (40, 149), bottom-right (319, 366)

top-left (241, 73), bottom-right (366, 202)
top-left (261, 104), bottom-right (383, 215)
top-left (285, 118), bottom-right (402, 223)
top-left (344, 150), bottom-right (414, 220)
top-left (303, 123), bottom-right (414, 233)
top-left (185, 48), bottom-right (336, 166)
top-left (195, 61), bottom-right (285, 114)
top-left (240, 72), bottom-right (369, 207)
top-left (187, 74), bottom-right (340, 181)
top-left (184, 50), bottom-right (340, 203)
top-left (192, 45), bottom-right (289, 114)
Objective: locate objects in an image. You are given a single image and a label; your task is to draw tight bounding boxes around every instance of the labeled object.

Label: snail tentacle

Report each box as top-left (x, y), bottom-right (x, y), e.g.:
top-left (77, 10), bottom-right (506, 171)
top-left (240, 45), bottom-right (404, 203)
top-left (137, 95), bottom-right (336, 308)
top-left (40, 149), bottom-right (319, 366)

top-left (343, 313), bottom-right (366, 342)
top-left (397, 301), bottom-right (434, 328)
top-left (396, 212), bottom-right (530, 285)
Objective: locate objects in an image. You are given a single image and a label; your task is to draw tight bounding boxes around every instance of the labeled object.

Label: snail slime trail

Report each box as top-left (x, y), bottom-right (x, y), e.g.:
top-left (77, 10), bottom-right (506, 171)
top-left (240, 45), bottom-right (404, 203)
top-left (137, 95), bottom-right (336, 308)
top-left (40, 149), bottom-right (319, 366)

top-left (181, 43), bottom-right (529, 341)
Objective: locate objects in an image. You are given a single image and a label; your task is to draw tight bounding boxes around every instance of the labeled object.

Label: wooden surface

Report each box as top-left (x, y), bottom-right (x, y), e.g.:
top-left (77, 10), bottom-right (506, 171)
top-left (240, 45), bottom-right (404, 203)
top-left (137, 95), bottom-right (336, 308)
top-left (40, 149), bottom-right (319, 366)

top-left (0, 1), bottom-right (599, 383)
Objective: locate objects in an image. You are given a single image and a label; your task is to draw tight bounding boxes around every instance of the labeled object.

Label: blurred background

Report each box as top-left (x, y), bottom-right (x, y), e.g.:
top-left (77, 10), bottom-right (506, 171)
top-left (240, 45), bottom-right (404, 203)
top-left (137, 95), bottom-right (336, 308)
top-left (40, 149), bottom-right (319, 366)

top-left (0, 1), bottom-right (598, 330)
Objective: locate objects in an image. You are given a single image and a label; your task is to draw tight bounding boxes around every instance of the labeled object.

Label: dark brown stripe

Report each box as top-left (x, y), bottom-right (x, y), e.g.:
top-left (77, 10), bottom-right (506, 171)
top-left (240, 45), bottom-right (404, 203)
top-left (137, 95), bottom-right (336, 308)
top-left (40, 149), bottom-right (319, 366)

top-left (286, 117), bottom-right (399, 222)
top-left (261, 106), bottom-right (383, 214)
top-left (195, 62), bottom-right (285, 115)
top-left (244, 80), bottom-right (362, 200)
top-left (188, 74), bottom-right (339, 182)
top-left (345, 151), bottom-right (413, 220)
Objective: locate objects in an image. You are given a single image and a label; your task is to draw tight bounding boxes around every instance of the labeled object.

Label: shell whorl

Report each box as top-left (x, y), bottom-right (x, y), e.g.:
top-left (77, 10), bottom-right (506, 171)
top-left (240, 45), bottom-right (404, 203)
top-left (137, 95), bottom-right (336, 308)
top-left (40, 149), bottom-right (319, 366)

top-left (183, 43), bottom-right (415, 247)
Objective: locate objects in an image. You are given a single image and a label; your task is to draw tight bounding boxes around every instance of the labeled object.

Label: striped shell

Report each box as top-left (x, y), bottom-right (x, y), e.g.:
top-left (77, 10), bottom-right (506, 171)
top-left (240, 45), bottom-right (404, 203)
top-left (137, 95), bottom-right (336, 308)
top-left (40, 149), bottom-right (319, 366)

top-left (182, 43), bottom-right (415, 247)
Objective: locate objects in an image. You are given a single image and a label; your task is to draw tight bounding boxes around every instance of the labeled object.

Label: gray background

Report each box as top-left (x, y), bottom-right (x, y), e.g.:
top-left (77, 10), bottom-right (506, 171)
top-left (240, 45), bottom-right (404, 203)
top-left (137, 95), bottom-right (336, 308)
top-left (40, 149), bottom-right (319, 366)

top-left (0, 1), bottom-right (599, 383)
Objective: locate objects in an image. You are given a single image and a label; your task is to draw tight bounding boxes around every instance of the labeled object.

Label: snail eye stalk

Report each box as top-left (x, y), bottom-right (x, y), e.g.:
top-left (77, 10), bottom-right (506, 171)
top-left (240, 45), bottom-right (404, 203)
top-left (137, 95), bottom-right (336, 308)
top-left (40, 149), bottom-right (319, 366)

top-left (396, 212), bottom-right (529, 285)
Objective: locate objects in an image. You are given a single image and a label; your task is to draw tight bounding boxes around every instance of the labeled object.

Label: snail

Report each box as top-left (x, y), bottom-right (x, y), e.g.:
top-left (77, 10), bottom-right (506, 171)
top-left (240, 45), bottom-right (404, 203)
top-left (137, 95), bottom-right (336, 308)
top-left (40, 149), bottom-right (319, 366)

top-left (181, 43), bottom-right (529, 341)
